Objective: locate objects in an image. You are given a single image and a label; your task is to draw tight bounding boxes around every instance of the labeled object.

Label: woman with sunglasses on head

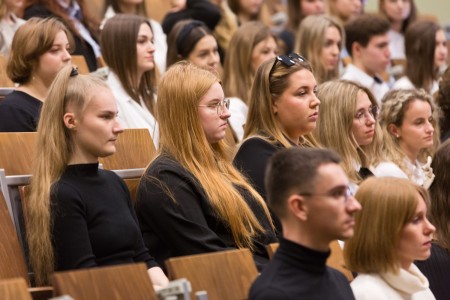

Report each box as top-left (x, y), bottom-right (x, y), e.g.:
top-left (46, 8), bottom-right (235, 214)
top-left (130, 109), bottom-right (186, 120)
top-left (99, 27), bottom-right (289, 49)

top-left (166, 19), bottom-right (220, 73)
top-left (233, 53), bottom-right (320, 231)
top-left (344, 177), bottom-right (436, 300)
top-left (313, 80), bottom-right (384, 192)
top-left (374, 89), bottom-right (440, 188)
top-left (26, 65), bottom-right (168, 288)
top-left (135, 61), bottom-right (277, 271)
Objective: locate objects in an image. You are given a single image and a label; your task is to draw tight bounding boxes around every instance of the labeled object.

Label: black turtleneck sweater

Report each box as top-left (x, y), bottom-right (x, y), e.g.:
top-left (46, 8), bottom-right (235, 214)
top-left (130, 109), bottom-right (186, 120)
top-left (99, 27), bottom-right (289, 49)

top-left (51, 163), bottom-right (158, 271)
top-left (249, 238), bottom-right (355, 300)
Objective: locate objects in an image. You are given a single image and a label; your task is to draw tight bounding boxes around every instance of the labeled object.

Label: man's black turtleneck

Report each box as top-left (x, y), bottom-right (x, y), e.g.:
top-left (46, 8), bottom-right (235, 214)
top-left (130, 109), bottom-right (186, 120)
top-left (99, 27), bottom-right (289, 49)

top-left (249, 237), bottom-right (355, 300)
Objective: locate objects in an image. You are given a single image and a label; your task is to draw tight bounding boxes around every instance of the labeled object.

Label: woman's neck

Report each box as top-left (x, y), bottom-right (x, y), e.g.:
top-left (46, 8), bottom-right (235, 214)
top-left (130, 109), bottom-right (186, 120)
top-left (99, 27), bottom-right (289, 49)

top-left (17, 78), bottom-right (50, 102)
top-left (391, 20), bottom-right (403, 33)
top-left (118, 3), bottom-right (138, 14)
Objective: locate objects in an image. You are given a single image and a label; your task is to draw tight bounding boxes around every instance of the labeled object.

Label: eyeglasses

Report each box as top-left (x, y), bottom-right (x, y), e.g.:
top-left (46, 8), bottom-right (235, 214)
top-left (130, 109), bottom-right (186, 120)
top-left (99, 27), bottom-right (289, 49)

top-left (354, 106), bottom-right (379, 124)
top-left (198, 98), bottom-right (230, 116)
top-left (269, 52), bottom-right (307, 78)
top-left (299, 185), bottom-right (353, 203)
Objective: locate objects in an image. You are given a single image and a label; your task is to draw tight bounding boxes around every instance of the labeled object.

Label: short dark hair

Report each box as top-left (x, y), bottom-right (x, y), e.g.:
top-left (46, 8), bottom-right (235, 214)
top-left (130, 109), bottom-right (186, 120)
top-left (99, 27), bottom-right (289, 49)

top-left (345, 14), bottom-right (390, 57)
top-left (265, 148), bottom-right (341, 218)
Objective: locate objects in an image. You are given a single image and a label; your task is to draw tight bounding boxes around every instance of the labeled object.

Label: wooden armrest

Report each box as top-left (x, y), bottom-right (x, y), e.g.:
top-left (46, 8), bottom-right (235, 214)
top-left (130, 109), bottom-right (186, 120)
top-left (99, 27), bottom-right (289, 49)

top-left (29, 286), bottom-right (53, 300)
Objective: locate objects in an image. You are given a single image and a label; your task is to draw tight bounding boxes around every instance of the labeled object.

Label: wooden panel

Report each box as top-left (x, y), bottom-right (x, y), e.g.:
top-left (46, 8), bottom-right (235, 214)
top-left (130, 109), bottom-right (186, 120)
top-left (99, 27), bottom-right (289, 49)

top-left (99, 128), bottom-right (156, 170)
top-left (53, 263), bottom-right (157, 300)
top-left (144, 0), bottom-right (172, 23)
top-left (0, 56), bottom-right (14, 87)
top-left (124, 178), bottom-right (141, 204)
top-left (0, 192), bottom-right (28, 282)
top-left (0, 132), bottom-right (37, 176)
top-left (266, 243), bottom-right (279, 259)
top-left (0, 278), bottom-right (32, 300)
top-left (72, 55), bottom-right (90, 75)
top-left (166, 249), bottom-right (258, 300)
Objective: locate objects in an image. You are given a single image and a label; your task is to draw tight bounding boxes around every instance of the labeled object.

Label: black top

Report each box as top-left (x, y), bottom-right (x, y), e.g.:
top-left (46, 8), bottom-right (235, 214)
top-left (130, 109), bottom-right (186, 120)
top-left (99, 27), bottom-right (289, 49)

top-left (162, 0), bottom-right (221, 35)
top-left (51, 163), bottom-right (158, 271)
top-left (415, 242), bottom-right (450, 300)
top-left (135, 154), bottom-right (277, 270)
top-left (0, 90), bottom-right (42, 132)
top-left (249, 238), bottom-right (355, 300)
top-left (24, 5), bottom-right (98, 72)
top-left (233, 137), bottom-right (286, 232)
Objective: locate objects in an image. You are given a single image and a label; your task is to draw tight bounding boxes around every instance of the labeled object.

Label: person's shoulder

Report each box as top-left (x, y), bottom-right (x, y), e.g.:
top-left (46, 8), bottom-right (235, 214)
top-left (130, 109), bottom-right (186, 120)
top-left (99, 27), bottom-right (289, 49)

top-left (351, 273), bottom-right (392, 299)
top-left (373, 161), bottom-right (408, 179)
top-left (249, 285), bottom-right (291, 300)
top-left (238, 136), bottom-right (277, 152)
top-left (393, 76), bottom-right (414, 90)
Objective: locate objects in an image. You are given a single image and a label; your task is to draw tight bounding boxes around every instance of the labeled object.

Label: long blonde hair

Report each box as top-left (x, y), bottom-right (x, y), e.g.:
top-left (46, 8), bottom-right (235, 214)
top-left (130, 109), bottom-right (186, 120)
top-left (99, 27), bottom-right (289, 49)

top-left (243, 55), bottom-right (320, 148)
top-left (379, 89), bottom-right (440, 178)
top-left (223, 21), bottom-right (275, 104)
top-left (154, 61), bottom-right (273, 249)
top-left (294, 15), bottom-right (343, 85)
top-left (314, 80), bottom-right (384, 183)
top-left (27, 66), bottom-right (109, 285)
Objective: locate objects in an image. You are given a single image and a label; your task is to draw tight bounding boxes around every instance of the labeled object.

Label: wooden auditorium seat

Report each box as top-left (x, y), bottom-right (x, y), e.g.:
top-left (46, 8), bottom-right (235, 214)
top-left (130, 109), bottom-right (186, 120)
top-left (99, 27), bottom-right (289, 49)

top-left (0, 55), bottom-right (14, 87)
top-left (0, 278), bottom-right (32, 300)
top-left (166, 249), bottom-right (259, 300)
top-left (71, 55), bottom-right (90, 74)
top-left (52, 263), bottom-right (158, 300)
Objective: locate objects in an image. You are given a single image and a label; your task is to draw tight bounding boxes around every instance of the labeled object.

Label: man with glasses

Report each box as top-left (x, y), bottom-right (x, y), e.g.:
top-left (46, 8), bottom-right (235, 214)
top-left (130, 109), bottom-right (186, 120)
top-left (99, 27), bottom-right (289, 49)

top-left (249, 148), bottom-right (361, 300)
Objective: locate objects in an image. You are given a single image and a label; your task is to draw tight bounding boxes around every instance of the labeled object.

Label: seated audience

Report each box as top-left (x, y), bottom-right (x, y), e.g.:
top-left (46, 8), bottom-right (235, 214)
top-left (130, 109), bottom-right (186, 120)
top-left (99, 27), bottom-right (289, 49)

top-left (249, 147), bottom-right (361, 299)
top-left (415, 140), bottom-right (450, 300)
top-left (393, 20), bottom-right (448, 95)
top-left (379, 0), bottom-right (417, 60)
top-left (101, 0), bottom-right (167, 74)
top-left (341, 14), bottom-right (391, 103)
top-left (294, 15), bottom-right (343, 84)
top-left (278, 0), bottom-right (325, 54)
top-left (227, 0), bottom-right (264, 25)
top-left (313, 80), bottom-right (383, 192)
top-left (233, 54), bottom-right (320, 208)
top-left (26, 65), bottom-right (169, 288)
top-left (135, 61), bottom-right (277, 270)
top-left (0, 0), bottom-right (25, 55)
top-left (344, 177), bottom-right (436, 300)
top-left (24, 0), bottom-right (101, 72)
top-left (374, 89), bottom-right (439, 188)
top-left (223, 21), bottom-right (277, 140)
top-left (101, 14), bottom-right (159, 147)
top-left (0, 17), bottom-right (72, 132)
top-left (434, 67), bottom-right (450, 141)
top-left (166, 19), bottom-right (220, 73)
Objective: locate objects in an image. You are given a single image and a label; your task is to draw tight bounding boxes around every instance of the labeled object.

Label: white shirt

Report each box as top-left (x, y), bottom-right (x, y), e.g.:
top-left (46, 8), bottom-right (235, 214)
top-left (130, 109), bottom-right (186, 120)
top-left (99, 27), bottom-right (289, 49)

top-left (341, 64), bottom-right (390, 104)
top-left (106, 72), bottom-right (159, 148)
top-left (393, 76), bottom-right (439, 95)
top-left (388, 30), bottom-right (405, 60)
top-left (0, 14), bottom-right (25, 56)
top-left (101, 7), bottom-right (168, 74)
top-left (373, 158), bottom-right (426, 186)
top-left (351, 264), bottom-right (435, 300)
top-left (227, 97), bottom-right (248, 141)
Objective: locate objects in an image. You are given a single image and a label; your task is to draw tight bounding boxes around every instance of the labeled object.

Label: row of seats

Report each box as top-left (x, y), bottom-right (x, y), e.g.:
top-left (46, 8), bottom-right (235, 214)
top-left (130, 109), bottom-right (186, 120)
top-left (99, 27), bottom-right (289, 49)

top-left (0, 129), bottom-right (350, 299)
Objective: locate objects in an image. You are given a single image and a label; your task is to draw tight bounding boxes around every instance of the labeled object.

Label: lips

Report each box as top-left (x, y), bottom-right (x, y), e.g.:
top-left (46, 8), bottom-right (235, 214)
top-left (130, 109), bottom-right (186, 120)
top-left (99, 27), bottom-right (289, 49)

top-left (309, 112), bottom-right (319, 121)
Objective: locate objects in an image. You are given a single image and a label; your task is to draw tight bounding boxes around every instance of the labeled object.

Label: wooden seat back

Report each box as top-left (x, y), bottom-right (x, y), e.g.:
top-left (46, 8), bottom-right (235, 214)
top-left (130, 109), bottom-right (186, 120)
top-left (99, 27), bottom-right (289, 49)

top-left (0, 278), bottom-right (32, 300)
top-left (0, 56), bottom-right (14, 87)
top-left (0, 132), bottom-right (37, 176)
top-left (52, 263), bottom-right (157, 300)
top-left (0, 191), bottom-right (28, 282)
top-left (166, 249), bottom-right (258, 300)
top-left (72, 55), bottom-right (90, 74)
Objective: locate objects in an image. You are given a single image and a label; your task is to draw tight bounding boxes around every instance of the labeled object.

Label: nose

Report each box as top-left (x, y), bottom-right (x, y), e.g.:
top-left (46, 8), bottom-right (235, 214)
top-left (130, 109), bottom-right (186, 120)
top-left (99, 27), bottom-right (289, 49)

top-left (220, 105), bottom-right (231, 119)
top-left (332, 44), bottom-right (340, 56)
top-left (63, 49), bottom-right (71, 62)
top-left (311, 93), bottom-right (320, 107)
top-left (424, 217), bottom-right (436, 235)
top-left (425, 121), bottom-right (434, 133)
top-left (347, 195), bottom-right (362, 213)
top-left (366, 112), bottom-right (375, 125)
top-left (113, 119), bottom-right (124, 134)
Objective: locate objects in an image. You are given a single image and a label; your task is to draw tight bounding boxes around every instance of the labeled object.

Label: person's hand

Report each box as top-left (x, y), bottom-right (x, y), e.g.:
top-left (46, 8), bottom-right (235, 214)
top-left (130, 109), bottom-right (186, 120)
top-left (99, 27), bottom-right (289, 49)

top-left (170, 0), bottom-right (187, 12)
top-left (422, 156), bottom-right (435, 189)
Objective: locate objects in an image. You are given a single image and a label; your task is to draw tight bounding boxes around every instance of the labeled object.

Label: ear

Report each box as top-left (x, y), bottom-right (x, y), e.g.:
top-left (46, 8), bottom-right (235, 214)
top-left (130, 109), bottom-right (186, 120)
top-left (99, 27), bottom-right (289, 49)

top-left (287, 194), bottom-right (309, 221)
top-left (63, 112), bottom-right (77, 130)
top-left (272, 97), bottom-right (279, 115)
top-left (352, 42), bottom-right (362, 58)
top-left (388, 123), bottom-right (400, 138)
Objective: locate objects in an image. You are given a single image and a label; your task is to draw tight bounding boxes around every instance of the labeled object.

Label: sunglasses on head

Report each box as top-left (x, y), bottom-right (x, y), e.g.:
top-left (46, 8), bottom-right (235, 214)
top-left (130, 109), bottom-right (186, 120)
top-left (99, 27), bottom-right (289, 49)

top-left (269, 53), bottom-right (307, 78)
